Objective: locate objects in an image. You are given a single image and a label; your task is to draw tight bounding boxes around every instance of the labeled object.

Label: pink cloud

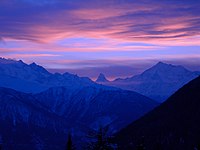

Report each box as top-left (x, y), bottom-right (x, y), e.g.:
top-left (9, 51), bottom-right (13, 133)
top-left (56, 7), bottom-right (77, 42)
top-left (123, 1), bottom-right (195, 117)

top-left (1, 1), bottom-right (200, 47)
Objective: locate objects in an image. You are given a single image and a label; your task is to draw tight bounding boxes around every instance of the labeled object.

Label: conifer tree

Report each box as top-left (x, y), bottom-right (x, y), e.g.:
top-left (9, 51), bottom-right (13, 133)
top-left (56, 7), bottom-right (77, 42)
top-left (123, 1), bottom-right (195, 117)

top-left (86, 125), bottom-right (116, 150)
top-left (0, 135), bottom-right (2, 150)
top-left (66, 132), bottom-right (75, 150)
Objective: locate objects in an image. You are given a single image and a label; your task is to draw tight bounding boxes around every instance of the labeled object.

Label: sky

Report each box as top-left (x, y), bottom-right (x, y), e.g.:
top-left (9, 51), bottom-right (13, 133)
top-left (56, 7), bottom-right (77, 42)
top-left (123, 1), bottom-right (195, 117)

top-left (0, 0), bottom-right (200, 80)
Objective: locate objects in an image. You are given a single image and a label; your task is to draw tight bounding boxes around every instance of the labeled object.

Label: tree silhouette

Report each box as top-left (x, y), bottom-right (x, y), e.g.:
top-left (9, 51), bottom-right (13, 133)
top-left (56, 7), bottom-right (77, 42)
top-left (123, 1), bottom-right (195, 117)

top-left (0, 135), bottom-right (2, 150)
top-left (66, 132), bottom-right (75, 150)
top-left (86, 125), bottom-right (116, 150)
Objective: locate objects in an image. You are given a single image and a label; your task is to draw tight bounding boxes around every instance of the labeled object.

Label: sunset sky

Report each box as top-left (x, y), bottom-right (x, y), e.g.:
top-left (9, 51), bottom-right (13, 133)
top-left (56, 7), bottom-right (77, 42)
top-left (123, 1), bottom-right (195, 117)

top-left (0, 0), bottom-right (200, 79)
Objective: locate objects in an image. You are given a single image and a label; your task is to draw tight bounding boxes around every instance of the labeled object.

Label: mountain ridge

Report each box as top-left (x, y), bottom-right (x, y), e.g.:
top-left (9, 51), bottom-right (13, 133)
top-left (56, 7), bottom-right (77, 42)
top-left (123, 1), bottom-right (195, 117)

top-left (103, 62), bottom-right (199, 102)
top-left (114, 75), bottom-right (200, 150)
top-left (34, 85), bottom-right (158, 132)
top-left (0, 57), bottom-right (94, 93)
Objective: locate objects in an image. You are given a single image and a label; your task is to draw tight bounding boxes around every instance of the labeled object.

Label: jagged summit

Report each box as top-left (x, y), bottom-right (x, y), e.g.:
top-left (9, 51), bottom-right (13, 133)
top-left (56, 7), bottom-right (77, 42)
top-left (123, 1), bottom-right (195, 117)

top-left (142, 61), bottom-right (185, 74)
top-left (96, 73), bottom-right (109, 82)
top-left (126, 62), bottom-right (192, 82)
top-left (156, 61), bottom-right (166, 65)
top-left (29, 62), bottom-right (37, 66)
top-left (29, 62), bottom-right (50, 74)
top-left (152, 61), bottom-right (173, 69)
top-left (0, 58), bottom-right (94, 93)
top-left (149, 62), bottom-right (190, 74)
top-left (156, 61), bottom-right (168, 65)
top-left (149, 61), bottom-right (178, 70)
top-left (0, 57), bottom-right (24, 64)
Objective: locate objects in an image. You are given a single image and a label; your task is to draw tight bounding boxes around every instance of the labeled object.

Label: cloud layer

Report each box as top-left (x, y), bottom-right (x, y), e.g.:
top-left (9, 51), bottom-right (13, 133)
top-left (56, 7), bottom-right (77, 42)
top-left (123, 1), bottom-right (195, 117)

top-left (1, 0), bottom-right (200, 44)
top-left (0, 0), bottom-right (200, 78)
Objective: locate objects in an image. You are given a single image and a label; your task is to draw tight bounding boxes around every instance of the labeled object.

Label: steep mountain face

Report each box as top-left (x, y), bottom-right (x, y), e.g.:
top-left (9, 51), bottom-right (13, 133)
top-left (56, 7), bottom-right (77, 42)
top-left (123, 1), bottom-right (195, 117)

top-left (0, 87), bottom-right (68, 150)
top-left (96, 73), bottom-right (109, 82)
top-left (0, 57), bottom-right (94, 93)
top-left (114, 76), bottom-right (200, 150)
top-left (35, 85), bottom-right (158, 133)
top-left (106, 62), bottom-right (199, 102)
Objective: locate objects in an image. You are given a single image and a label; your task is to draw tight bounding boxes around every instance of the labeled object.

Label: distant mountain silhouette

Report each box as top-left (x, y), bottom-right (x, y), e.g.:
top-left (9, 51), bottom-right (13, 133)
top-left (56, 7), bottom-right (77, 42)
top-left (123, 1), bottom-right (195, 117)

top-left (1, 58), bottom-right (198, 103)
top-left (104, 62), bottom-right (199, 102)
top-left (114, 75), bottom-right (200, 150)
top-left (96, 73), bottom-right (109, 82)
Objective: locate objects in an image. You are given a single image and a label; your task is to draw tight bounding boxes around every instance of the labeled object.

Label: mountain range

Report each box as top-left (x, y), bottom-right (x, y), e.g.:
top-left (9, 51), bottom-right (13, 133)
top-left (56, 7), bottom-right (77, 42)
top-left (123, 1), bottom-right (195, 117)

top-left (114, 75), bottom-right (200, 150)
top-left (0, 58), bottom-right (158, 149)
top-left (0, 58), bottom-right (94, 93)
top-left (1, 57), bottom-right (199, 149)
top-left (99, 62), bottom-right (199, 102)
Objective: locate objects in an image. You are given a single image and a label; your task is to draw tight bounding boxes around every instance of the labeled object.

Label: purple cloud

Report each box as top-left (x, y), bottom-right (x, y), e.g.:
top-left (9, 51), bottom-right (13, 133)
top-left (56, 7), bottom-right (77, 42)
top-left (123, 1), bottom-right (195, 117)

top-left (0, 0), bottom-right (200, 45)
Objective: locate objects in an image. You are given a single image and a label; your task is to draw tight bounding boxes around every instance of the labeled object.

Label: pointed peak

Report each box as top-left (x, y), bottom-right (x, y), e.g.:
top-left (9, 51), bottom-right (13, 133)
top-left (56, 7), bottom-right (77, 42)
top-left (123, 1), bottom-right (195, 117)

top-left (29, 62), bottom-right (40, 68)
top-left (99, 73), bottom-right (105, 77)
top-left (155, 61), bottom-right (168, 66)
top-left (152, 61), bottom-right (176, 69)
top-left (0, 57), bottom-right (23, 64)
top-left (18, 60), bottom-right (24, 64)
top-left (142, 61), bottom-right (190, 76)
top-left (30, 62), bottom-right (37, 66)
top-left (153, 61), bottom-right (187, 70)
top-left (29, 62), bottom-right (50, 74)
top-left (96, 73), bottom-right (109, 82)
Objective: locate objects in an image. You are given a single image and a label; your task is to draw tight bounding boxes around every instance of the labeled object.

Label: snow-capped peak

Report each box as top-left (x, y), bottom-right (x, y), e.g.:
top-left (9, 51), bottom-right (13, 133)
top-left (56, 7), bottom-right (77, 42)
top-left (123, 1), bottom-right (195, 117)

top-left (141, 62), bottom-right (189, 76)
top-left (104, 62), bottom-right (199, 102)
top-left (152, 61), bottom-right (175, 69)
top-left (0, 58), bottom-right (96, 93)
top-left (0, 57), bottom-right (24, 64)
top-left (156, 61), bottom-right (166, 65)
top-left (29, 62), bottom-right (49, 74)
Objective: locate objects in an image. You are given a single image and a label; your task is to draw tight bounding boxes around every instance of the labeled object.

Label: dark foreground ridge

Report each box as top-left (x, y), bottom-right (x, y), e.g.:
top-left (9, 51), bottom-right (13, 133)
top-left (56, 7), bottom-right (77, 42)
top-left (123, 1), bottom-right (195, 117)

top-left (114, 76), bottom-right (200, 150)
